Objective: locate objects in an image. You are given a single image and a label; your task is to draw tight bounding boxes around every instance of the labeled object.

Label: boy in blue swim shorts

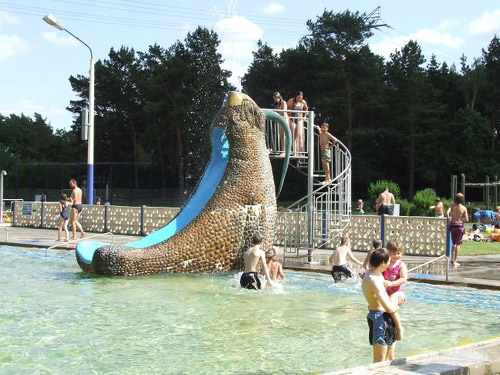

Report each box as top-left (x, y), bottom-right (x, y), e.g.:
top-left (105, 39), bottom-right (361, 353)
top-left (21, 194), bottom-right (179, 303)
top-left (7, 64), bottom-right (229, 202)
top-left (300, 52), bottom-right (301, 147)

top-left (362, 248), bottom-right (404, 363)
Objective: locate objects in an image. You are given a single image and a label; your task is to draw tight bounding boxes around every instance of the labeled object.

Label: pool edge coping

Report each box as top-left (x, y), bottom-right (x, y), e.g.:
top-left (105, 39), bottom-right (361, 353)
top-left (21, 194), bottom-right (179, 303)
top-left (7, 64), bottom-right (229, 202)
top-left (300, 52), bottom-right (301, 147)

top-left (321, 336), bottom-right (500, 374)
top-left (2, 241), bottom-right (500, 290)
top-left (284, 265), bottom-right (500, 291)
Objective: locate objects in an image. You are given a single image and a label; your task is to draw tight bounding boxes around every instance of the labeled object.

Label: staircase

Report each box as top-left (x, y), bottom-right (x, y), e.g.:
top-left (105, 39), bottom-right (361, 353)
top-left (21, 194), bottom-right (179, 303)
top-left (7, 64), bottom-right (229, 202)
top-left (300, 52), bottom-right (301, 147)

top-left (265, 109), bottom-right (352, 264)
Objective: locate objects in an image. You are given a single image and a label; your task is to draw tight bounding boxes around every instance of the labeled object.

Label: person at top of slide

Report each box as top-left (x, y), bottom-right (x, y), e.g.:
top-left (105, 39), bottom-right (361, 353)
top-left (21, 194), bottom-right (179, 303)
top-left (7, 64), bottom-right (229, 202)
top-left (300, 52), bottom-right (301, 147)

top-left (287, 91), bottom-right (308, 155)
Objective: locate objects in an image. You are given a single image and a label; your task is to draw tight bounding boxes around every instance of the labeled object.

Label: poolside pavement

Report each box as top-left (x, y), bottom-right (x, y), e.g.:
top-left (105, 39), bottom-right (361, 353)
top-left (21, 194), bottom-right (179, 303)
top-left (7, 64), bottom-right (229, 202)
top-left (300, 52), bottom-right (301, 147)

top-left (324, 337), bottom-right (500, 375)
top-left (283, 248), bottom-right (500, 290)
top-left (2, 224), bottom-right (500, 375)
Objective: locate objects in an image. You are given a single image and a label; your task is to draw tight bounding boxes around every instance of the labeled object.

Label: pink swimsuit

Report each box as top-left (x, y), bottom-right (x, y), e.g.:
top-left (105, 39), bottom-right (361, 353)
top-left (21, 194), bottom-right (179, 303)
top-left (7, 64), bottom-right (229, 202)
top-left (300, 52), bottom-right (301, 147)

top-left (383, 261), bottom-right (404, 296)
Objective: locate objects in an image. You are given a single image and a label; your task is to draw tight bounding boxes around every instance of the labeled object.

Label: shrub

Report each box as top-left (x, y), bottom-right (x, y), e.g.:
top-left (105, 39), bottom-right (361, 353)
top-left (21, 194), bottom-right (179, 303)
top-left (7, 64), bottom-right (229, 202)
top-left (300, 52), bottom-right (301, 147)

top-left (441, 198), bottom-right (453, 212)
top-left (367, 180), bottom-right (401, 209)
top-left (412, 188), bottom-right (437, 216)
top-left (396, 198), bottom-right (413, 216)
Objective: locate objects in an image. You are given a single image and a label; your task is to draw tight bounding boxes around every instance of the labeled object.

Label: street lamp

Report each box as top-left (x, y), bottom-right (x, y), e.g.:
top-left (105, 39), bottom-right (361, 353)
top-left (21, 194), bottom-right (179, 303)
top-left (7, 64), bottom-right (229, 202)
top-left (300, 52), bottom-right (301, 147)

top-left (43, 14), bottom-right (95, 205)
top-left (0, 170), bottom-right (7, 224)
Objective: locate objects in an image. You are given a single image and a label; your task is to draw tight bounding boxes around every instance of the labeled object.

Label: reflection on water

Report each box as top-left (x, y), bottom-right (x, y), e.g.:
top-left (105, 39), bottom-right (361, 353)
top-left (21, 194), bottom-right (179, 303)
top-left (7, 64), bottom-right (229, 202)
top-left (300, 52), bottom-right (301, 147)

top-left (1, 245), bottom-right (499, 374)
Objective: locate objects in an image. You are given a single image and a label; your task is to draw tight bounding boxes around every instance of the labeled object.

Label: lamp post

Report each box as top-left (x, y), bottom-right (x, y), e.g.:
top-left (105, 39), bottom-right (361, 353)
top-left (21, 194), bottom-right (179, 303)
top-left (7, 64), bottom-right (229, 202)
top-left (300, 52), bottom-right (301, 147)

top-left (43, 14), bottom-right (95, 205)
top-left (0, 170), bottom-right (7, 224)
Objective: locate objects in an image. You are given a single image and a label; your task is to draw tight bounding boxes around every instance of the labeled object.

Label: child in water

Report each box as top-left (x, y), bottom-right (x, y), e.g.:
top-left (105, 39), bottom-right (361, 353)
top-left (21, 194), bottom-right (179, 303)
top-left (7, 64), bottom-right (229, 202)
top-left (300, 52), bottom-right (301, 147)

top-left (57, 193), bottom-right (70, 242)
top-left (329, 235), bottom-right (363, 282)
top-left (360, 239), bottom-right (383, 278)
top-left (263, 247), bottom-right (286, 282)
top-left (383, 240), bottom-right (408, 340)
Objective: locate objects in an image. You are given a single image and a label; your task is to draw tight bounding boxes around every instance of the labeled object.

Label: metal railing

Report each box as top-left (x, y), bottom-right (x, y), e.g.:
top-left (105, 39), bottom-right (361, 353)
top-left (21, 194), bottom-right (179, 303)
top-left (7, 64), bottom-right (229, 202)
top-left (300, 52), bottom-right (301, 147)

top-left (45, 231), bottom-right (115, 255)
top-left (264, 109), bottom-right (352, 264)
top-left (407, 254), bottom-right (449, 281)
top-left (265, 109), bottom-right (310, 159)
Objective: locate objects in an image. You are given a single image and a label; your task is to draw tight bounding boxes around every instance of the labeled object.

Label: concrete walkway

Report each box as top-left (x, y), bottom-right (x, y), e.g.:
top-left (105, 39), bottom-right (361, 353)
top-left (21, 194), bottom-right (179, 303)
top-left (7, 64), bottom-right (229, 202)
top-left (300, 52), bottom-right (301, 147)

top-left (325, 337), bottom-right (500, 375)
top-left (0, 225), bottom-right (138, 250)
top-left (2, 224), bottom-right (500, 375)
top-left (283, 248), bottom-right (500, 290)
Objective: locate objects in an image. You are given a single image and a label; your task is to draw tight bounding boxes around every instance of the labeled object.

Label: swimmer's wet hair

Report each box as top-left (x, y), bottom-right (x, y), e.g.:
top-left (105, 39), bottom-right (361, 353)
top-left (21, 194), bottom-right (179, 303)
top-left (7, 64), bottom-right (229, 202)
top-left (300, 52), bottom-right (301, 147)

top-left (370, 248), bottom-right (389, 268)
top-left (372, 239), bottom-right (382, 249)
top-left (340, 235), bottom-right (349, 245)
top-left (252, 233), bottom-right (263, 245)
top-left (386, 240), bottom-right (404, 254)
top-left (454, 193), bottom-right (464, 204)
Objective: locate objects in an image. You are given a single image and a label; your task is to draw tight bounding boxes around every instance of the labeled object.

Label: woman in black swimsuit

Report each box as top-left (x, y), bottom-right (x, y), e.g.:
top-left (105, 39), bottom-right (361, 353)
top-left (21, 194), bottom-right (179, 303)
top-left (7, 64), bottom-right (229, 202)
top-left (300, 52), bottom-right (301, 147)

top-left (57, 193), bottom-right (70, 241)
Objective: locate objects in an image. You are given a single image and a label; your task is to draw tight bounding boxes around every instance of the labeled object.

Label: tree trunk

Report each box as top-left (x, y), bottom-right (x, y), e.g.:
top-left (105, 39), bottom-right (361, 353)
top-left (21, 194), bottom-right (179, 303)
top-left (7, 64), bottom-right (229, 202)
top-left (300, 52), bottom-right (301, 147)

top-left (130, 121), bottom-right (139, 189)
top-left (408, 106), bottom-right (416, 198)
top-left (345, 78), bottom-right (353, 150)
top-left (157, 131), bottom-right (167, 200)
top-left (491, 98), bottom-right (497, 153)
top-left (176, 124), bottom-right (184, 194)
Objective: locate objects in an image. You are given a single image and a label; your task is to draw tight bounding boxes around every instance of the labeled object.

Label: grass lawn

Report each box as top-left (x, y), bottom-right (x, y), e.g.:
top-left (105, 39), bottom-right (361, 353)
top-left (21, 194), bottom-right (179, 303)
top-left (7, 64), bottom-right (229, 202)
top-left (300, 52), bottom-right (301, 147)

top-left (460, 240), bottom-right (500, 256)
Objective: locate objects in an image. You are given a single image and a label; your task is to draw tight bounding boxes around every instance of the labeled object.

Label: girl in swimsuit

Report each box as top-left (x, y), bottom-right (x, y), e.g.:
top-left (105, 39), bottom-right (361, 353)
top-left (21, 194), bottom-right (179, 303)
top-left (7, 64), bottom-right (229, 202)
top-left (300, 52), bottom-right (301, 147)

top-left (272, 92), bottom-right (288, 154)
top-left (287, 91), bottom-right (308, 155)
top-left (383, 240), bottom-right (408, 341)
top-left (57, 193), bottom-right (70, 242)
top-left (262, 247), bottom-right (286, 282)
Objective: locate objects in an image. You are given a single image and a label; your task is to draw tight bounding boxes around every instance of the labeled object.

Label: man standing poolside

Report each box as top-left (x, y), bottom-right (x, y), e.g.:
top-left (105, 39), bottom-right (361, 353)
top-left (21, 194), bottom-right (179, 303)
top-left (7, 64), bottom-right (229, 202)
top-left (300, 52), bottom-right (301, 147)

top-left (362, 248), bottom-right (402, 363)
top-left (376, 187), bottom-right (395, 215)
top-left (447, 193), bottom-right (468, 266)
top-left (68, 179), bottom-right (85, 240)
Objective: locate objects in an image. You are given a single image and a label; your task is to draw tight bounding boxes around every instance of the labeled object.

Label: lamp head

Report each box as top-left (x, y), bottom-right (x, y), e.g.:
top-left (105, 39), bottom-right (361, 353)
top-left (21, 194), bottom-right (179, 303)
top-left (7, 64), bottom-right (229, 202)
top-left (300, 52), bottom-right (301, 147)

top-left (43, 14), bottom-right (65, 31)
top-left (1, 170), bottom-right (7, 176)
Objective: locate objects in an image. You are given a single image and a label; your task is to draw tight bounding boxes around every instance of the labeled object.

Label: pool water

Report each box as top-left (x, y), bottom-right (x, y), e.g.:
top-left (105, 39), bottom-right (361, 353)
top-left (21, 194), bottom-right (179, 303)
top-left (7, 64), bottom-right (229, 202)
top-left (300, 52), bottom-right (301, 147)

top-left (1, 245), bottom-right (500, 374)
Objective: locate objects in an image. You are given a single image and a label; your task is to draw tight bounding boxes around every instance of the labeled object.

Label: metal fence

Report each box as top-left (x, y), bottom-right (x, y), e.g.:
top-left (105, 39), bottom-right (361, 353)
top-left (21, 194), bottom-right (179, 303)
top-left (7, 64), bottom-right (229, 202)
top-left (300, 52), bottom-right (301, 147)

top-left (14, 202), bottom-right (448, 256)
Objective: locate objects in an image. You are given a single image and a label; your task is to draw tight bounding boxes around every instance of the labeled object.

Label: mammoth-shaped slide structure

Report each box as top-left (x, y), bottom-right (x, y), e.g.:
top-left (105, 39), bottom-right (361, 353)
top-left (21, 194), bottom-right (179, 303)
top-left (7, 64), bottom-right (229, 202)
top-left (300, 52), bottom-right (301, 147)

top-left (76, 92), bottom-right (291, 275)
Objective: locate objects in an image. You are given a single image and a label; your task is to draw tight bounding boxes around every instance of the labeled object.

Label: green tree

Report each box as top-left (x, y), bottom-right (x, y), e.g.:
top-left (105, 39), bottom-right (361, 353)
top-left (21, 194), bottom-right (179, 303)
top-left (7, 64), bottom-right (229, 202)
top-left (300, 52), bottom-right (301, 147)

top-left (181, 27), bottom-right (233, 189)
top-left (303, 9), bottom-right (385, 149)
top-left (412, 188), bottom-right (436, 216)
top-left (482, 35), bottom-right (500, 154)
top-left (241, 40), bottom-right (280, 106)
top-left (385, 40), bottom-right (428, 197)
top-left (138, 43), bottom-right (183, 197)
top-left (460, 54), bottom-right (485, 111)
top-left (445, 107), bottom-right (491, 180)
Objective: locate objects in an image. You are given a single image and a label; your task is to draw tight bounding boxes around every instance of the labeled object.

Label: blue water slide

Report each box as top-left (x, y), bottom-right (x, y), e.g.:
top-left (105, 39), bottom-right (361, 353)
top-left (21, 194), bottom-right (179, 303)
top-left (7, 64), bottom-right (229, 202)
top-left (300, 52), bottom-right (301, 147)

top-left (76, 126), bottom-right (229, 265)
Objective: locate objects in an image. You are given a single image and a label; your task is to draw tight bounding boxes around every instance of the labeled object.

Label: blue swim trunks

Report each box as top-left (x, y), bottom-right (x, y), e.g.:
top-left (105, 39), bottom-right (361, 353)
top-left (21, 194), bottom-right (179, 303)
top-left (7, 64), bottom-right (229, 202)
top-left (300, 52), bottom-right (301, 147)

top-left (367, 310), bottom-right (397, 346)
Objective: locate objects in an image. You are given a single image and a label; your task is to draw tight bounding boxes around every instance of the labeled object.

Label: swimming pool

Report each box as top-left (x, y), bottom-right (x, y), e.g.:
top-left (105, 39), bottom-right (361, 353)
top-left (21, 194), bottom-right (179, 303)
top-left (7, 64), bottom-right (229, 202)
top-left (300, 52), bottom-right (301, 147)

top-left (1, 245), bottom-right (499, 374)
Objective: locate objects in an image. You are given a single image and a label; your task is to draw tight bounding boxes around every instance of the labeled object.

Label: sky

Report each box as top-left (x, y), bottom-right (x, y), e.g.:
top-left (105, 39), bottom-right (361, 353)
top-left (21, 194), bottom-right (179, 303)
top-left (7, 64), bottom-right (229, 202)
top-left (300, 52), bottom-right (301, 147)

top-left (0, 0), bottom-right (499, 131)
